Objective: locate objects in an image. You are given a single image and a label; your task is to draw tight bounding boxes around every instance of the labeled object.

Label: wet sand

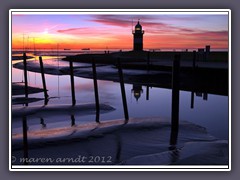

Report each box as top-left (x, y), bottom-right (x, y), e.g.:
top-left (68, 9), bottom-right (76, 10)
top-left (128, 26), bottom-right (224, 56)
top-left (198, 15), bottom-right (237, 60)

top-left (12, 117), bottom-right (228, 165)
top-left (11, 51), bottom-right (229, 166)
top-left (12, 82), bottom-right (45, 96)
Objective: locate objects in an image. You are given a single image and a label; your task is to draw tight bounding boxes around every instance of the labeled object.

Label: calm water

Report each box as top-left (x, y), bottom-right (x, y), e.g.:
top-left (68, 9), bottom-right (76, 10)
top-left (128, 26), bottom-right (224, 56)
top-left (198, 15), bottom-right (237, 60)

top-left (11, 55), bottom-right (229, 140)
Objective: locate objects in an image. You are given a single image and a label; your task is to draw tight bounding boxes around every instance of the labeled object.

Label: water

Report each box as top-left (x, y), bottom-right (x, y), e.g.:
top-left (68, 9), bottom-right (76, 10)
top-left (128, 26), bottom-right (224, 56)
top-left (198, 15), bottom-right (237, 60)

top-left (11, 54), bottom-right (229, 140)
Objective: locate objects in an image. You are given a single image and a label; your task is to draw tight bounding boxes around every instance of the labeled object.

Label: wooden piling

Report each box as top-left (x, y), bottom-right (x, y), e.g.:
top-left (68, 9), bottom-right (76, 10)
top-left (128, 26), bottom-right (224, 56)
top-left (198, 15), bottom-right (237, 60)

top-left (23, 53), bottom-right (28, 106)
top-left (191, 51), bottom-right (196, 109)
top-left (69, 60), bottom-right (76, 106)
top-left (39, 56), bottom-right (49, 100)
top-left (117, 58), bottom-right (129, 121)
top-left (203, 93), bottom-right (208, 100)
top-left (191, 91), bottom-right (194, 109)
top-left (115, 135), bottom-right (122, 163)
top-left (71, 115), bottom-right (75, 126)
top-left (205, 45), bottom-right (210, 61)
top-left (170, 54), bottom-right (180, 146)
top-left (22, 116), bottom-right (28, 164)
top-left (147, 51), bottom-right (150, 71)
top-left (146, 86), bottom-right (149, 100)
top-left (44, 98), bottom-right (49, 106)
top-left (40, 118), bottom-right (46, 128)
top-left (92, 59), bottom-right (100, 123)
top-left (193, 50), bottom-right (196, 69)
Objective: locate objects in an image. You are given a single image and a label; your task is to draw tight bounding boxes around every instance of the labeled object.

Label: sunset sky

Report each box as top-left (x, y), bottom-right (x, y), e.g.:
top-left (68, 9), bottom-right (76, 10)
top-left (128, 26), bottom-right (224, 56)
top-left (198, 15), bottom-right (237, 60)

top-left (11, 13), bottom-right (229, 50)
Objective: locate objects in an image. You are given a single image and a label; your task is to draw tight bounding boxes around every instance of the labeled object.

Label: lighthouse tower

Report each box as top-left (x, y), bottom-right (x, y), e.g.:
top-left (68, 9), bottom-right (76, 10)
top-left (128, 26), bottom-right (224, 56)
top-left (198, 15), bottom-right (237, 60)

top-left (132, 20), bottom-right (144, 51)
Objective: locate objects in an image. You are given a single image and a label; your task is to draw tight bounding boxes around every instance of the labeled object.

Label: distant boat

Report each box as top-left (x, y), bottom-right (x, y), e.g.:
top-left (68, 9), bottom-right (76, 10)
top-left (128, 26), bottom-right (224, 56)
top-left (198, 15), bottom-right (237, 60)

top-left (81, 48), bottom-right (90, 50)
top-left (64, 48), bottom-right (71, 50)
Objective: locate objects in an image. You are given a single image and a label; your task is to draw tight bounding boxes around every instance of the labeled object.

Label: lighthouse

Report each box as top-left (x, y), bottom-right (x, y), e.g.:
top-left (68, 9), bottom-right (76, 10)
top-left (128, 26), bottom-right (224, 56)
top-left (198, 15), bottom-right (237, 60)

top-left (132, 20), bottom-right (144, 51)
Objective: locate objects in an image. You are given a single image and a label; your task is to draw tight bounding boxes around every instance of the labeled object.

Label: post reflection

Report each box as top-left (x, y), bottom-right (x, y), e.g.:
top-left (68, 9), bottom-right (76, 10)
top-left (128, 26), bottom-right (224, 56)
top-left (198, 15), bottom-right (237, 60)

top-left (23, 53), bottom-right (28, 107)
top-left (92, 59), bottom-right (100, 123)
top-left (40, 118), bottom-right (46, 128)
top-left (191, 91), bottom-right (194, 109)
top-left (71, 114), bottom-right (76, 127)
top-left (39, 56), bottom-right (49, 101)
top-left (13, 48), bottom-right (224, 167)
top-left (44, 98), bottom-right (49, 106)
top-left (115, 134), bottom-right (122, 164)
top-left (169, 55), bottom-right (180, 163)
top-left (22, 116), bottom-right (28, 165)
top-left (146, 86), bottom-right (150, 100)
top-left (117, 58), bottom-right (129, 123)
top-left (69, 60), bottom-right (76, 106)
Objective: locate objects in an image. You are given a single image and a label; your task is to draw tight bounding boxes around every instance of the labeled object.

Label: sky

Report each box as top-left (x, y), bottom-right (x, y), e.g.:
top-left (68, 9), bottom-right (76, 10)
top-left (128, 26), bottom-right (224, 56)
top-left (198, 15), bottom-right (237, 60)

top-left (11, 14), bottom-right (229, 50)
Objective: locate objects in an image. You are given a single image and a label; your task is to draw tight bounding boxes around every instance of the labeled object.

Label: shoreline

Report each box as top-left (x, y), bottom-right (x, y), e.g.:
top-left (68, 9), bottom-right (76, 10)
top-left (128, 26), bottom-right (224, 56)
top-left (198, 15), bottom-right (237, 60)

top-left (63, 50), bottom-right (228, 64)
top-left (12, 51), bottom-right (228, 96)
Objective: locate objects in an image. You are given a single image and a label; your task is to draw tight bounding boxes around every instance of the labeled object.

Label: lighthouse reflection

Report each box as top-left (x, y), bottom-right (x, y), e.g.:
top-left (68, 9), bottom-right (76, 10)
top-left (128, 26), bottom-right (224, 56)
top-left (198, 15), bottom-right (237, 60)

top-left (131, 84), bottom-right (143, 102)
top-left (131, 84), bottom-right (152, 102)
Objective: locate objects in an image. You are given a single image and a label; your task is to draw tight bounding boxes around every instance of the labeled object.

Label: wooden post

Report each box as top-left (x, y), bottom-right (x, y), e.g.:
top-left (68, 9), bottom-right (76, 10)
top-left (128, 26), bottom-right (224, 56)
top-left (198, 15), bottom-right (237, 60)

top-left (193, 50), bottom-right (196, 69)
top-left (146, 86), bottom-right (149, 100)
top-left (115, 135), bottom-right (122, 163)
top-left (22, 116), bottom-right (28, 165)
top-left (170, 54), bottom-right (180, 146)
top-left (205, 45), bottom-right (210, 61)
top-left (191, 91), bottom-right (194, 109)
top-left (203, 93), bottom-right (208, 100)
top-left (23, 53), bottom-right (28, 106)
top-left (117, 58), bottom-right (129, 121)
top-left (44, 98), bottom-right (49, 106)
top-left (69, 60), bottom-right (76, 106)
top-left (39, 56), bottom-right (49, 100)
top-left (191, 51), bottom-right (196, 109)
top-left (147, 51), bottom-right (150, 71)
top-left (40, 118), bottom-right (46, 128)
top-left (92, 59), bottom-right (100, 123)
top-left (71, 115), bottom-right (75, 126)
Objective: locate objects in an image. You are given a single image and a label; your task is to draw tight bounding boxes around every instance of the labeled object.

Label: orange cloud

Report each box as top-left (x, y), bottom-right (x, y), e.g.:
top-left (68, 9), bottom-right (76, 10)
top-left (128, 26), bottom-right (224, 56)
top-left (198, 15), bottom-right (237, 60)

top-left (12, 14), bottom-right (229, 50)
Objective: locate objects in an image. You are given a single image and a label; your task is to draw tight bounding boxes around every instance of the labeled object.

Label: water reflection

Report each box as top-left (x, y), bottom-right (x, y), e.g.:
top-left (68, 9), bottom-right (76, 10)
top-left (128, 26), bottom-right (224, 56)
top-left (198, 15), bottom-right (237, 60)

top-left (22, 116), bottom-right (28, 165)
top-left (196, 92), bottom-right (208, 100)
top-left (131, 84), bottom-right (143, 102)
top-left (17, 55), bottom-right (182, 165)
top-left (23, 53), bottom-right (28, 107)
top-left (12, 53), bottom-right (228, 165)
top-left (71, 115), bottom-right (76, 127)
top-left (69, 59), bottom-right (76, 106)
top-left (117, 59), bottom-right (129, 122)
top-left (39, 56), bottom-right (49, 103)
top-left (92, 60), bottom-right (100, 123)
top-left (40, 118), bottom-right (47, 128)
top-left (170, 55), bottom-right (180, 150)
top-left (191, 91), bottom-right (194, 109)
top-left (146, 86), bottom-right (150, 100)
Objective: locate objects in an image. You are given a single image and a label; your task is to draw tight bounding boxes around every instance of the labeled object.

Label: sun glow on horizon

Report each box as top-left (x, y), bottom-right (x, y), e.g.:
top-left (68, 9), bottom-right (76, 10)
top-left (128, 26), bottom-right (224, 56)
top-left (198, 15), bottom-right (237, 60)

top-left (12, 13), bottom-right (229, 50)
